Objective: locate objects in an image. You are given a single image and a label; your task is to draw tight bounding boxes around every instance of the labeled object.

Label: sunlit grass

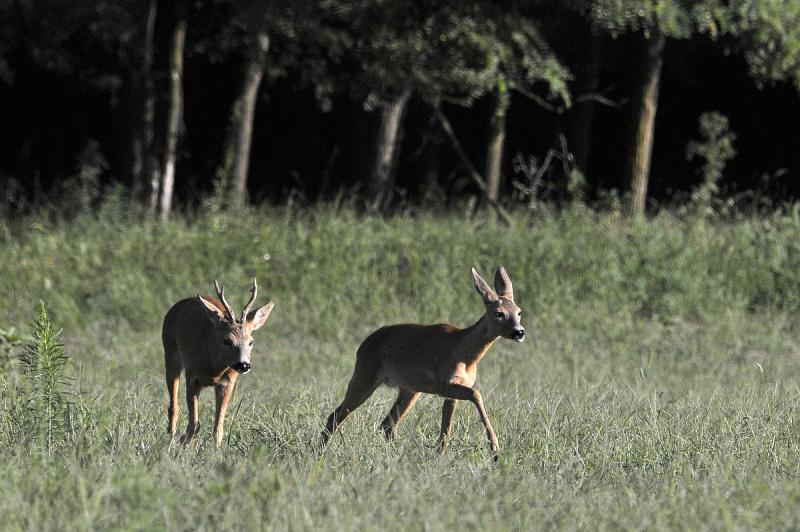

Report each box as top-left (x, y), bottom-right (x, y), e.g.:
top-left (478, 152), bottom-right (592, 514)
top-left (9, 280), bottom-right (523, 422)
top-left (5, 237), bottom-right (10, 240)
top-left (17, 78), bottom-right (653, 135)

top-left (1, 202), bottom-right (800, 529)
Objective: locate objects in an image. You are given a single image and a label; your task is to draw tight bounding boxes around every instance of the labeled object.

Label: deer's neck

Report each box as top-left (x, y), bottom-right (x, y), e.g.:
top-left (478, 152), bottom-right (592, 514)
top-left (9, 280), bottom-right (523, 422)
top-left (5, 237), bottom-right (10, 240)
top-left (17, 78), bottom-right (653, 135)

top-left (459, 315), bottom-right (498, 366)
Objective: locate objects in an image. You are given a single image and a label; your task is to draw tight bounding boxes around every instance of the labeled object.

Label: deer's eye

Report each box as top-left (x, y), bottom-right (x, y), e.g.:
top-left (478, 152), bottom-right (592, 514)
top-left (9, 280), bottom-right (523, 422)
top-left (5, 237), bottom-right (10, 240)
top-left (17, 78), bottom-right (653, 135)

top-left (223, 338), bottom-right (233, 346)
top-left (494, 311), bottom-right (504, 319)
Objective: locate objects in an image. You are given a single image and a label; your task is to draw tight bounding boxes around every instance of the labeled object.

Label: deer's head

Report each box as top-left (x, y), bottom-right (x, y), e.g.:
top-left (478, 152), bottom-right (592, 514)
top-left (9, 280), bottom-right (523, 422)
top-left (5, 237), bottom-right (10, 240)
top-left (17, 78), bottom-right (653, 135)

top-left (198, 279), bottom-right (274, 374)
top-left (472, 266), bottom-right (525, 342)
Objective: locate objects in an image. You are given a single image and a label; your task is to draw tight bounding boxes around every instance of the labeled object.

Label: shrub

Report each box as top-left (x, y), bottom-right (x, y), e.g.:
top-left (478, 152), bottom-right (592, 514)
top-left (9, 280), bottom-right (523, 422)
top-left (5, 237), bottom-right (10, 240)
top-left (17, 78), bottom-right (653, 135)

top-left (686, 111), bottom-right (737, 215)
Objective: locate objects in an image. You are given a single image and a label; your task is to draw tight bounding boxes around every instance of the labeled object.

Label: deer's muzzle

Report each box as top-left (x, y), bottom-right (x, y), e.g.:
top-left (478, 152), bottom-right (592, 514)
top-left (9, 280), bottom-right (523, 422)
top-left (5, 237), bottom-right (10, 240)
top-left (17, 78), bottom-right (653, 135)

top-left (232, 361), bottom-right (251, 374)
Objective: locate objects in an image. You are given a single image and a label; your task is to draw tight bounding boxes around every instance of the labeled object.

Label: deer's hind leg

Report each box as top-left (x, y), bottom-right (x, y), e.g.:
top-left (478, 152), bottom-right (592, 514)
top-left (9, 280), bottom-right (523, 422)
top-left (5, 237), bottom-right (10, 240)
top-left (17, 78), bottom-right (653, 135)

top-left (321, 359), bottom-right (381, 448)
top-left (164, 350), bottom-right (181, 437)
top-left (438, 399), bottom-right (458, 455)
top-left (380, 388), bottom-right (421, 440)
top-left (166, 369), bottom-right (181, 437)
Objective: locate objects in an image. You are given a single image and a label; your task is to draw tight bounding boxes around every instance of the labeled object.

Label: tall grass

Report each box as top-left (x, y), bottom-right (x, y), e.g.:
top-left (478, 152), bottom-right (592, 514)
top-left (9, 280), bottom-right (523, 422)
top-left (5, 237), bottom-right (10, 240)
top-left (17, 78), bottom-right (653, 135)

top-left (5, 203), bottom-right (800, 328)
top-left (1, 202), bottom-right (800, 529)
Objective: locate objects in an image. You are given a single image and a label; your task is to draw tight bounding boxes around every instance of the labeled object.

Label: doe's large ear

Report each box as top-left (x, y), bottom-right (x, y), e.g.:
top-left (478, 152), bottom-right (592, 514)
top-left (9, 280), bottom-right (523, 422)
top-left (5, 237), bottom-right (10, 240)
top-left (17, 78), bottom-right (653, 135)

top-left (198, 295), bottom-right (226, 323)
top-left (247, 301), bottom-right (275, 331)
top-left (471, 267), bottom-right (498, 304)
top-left (494, 266), bottom-right (514, 299)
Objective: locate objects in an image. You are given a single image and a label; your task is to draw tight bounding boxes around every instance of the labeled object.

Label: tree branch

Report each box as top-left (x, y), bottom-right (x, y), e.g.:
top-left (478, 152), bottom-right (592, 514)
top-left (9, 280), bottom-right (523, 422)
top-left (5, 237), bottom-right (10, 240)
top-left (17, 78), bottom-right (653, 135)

top-left (432, 105), bottom-right (515, 226)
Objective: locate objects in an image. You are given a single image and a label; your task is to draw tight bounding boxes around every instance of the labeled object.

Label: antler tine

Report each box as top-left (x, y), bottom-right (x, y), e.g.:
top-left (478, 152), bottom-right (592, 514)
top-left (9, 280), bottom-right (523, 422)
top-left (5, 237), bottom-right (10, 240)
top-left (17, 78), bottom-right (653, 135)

top-left (213, 280), bottom-right (235, 321)
top-left (241, 278), bottom-right (258, 322)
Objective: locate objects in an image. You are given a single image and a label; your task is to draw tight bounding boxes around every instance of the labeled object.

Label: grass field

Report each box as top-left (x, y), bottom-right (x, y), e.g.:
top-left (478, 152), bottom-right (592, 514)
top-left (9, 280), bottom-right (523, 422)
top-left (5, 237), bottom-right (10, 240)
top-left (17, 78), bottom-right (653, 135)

top-left (2, 202), bottom-right (800, 530)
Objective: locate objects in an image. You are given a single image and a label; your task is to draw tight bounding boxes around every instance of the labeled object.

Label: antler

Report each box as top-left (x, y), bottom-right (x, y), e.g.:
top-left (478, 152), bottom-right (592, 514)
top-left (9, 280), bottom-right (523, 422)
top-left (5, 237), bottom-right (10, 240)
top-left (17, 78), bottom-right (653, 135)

top-left (241, 278), bottom-right (257, 322)
top-left (213, 280), bottom-right (236, 321)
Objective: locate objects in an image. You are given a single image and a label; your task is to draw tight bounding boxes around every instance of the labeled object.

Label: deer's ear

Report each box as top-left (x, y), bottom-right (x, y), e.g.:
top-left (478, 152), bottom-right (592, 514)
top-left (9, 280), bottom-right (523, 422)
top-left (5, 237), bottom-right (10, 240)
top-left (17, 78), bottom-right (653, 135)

top-left (247, 301), bottom-right (274, 331)
top-left (494, 266), bottom-right (514, 300)
top-left (472, 267), bottom-right (498, 304)
top-left (198, 295), bottom-right (226, 323)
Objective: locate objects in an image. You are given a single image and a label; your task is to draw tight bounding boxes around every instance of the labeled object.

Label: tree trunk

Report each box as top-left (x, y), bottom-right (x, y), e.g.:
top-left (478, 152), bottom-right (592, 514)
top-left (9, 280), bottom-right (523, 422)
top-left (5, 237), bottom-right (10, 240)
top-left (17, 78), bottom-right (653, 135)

top-left (625, 28), bottom-right (665, 216)
top-left (432, 106), bottom-right (515, 226)
top-left (566, 29), bottom-right (603, 175)
top-left (159, 0), bottom-right (187, 222)
top-left (141, 0), bottom-right (159, 207)
top-left (485, 83), bottom-right (509, 202)
top-left (367, 89), bottom-right (411, 212)
top-left (225, 32), bottom-right (270, 210)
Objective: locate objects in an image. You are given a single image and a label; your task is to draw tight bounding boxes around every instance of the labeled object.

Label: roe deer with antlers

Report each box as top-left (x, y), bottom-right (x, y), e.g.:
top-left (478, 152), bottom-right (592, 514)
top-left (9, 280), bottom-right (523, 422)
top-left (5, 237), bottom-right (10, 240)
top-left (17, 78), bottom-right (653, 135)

top-left (162, 279), bottom-right (274, 447)
top-left (320, 266), bottom-right (524, 460)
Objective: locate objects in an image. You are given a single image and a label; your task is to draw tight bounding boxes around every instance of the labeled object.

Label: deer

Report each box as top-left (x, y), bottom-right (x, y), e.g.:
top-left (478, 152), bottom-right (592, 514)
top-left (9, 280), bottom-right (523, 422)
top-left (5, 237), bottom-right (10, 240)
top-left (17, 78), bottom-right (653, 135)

top-left (320, 266), bottom-right (524, 460)
top-left (162, 279), bottom-right (274, 447)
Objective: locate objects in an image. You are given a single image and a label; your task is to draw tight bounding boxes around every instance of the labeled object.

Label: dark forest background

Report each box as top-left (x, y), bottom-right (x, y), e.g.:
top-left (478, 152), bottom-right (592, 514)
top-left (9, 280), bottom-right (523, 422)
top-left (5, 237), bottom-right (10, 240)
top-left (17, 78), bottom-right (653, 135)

top-left (1, 0), bottom-right (799, 217)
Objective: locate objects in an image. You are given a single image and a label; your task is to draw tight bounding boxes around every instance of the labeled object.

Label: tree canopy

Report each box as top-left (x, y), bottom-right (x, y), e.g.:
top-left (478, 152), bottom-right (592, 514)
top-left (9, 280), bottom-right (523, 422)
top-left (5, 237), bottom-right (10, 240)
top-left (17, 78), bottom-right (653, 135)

top-left (1, 0), bottom-right (799, 214)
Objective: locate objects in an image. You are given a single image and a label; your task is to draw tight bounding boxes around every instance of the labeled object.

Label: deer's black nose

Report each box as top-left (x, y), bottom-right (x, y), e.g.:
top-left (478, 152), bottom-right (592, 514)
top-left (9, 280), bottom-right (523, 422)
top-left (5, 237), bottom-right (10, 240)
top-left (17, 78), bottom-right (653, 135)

top-left (233, 361), bottom-right (251, 374)
top-left (512, 329), bottom-right (525, 342)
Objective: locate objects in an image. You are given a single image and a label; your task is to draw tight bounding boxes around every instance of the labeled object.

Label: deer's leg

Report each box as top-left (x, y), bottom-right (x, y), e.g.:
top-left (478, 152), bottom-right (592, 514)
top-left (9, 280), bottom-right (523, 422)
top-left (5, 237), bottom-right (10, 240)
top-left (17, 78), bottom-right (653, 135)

top-left (441, 383), bottom-right (499, 460)
top-left (321, 361), bottom-right (381, 449)
top-left (380, 388), bottom-right (421, 440)
top-left (438, 399), bottom-right (458, 455)
top-left (165, 367), bottom-right (181, 437)
top-left (213, 381), bottom-right (235, 448)
top-left (180, 378), bottom-right (201, 445)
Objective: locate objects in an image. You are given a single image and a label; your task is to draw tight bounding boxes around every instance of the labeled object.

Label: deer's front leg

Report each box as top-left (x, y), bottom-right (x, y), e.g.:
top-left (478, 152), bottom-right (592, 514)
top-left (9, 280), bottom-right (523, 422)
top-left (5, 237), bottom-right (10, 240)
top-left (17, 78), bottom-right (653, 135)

top-left (441, 383), bottom-right (499, 460)
top-left (180, 379), bottom-right (201, 445)
top-left (214, 381), bottom-right (235, 448)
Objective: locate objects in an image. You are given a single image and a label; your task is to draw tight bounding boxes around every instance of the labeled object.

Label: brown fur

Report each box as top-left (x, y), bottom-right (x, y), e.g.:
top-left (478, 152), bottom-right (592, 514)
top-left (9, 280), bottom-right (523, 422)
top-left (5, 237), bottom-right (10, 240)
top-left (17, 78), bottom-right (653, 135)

top-left (162, 279), bottom-right (274, 447)
top-left (320, 266), bottom-right (525, 460)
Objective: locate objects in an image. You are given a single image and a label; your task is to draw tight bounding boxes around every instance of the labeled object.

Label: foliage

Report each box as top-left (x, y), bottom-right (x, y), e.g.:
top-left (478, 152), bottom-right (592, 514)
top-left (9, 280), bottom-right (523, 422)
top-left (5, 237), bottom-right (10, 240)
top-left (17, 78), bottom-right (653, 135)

top-left (193, 0), bottom-right (313, 79)
top-left (590, 0), bottom-right (696, 37)
top-left (590, 0), bottom-right (800, 88)
top-left (712, 0), bottom-right (800, 88)
top-left (309, 1), bottom-right (570, 110)
top-left (7, 0), bottom-right (152, 90)
top-left (686, 111), bottom-right (737, 214)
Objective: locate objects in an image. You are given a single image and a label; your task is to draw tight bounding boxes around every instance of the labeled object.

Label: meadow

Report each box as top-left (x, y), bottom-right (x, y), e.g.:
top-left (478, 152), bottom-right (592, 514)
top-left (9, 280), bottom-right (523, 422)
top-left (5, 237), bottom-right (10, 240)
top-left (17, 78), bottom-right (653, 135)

top-left (2, 200), bottom-right (800, 530)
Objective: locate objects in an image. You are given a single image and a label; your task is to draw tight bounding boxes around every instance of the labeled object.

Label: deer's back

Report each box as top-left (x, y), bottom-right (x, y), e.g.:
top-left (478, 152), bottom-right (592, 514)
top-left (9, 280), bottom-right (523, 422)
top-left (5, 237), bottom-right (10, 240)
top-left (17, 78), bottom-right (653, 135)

top-left (162, 297), bottom-right (218, 365)
top-left (357, 323), bottom-right (464, 391)
top-left (359, 323), bottom-right (461, 354)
